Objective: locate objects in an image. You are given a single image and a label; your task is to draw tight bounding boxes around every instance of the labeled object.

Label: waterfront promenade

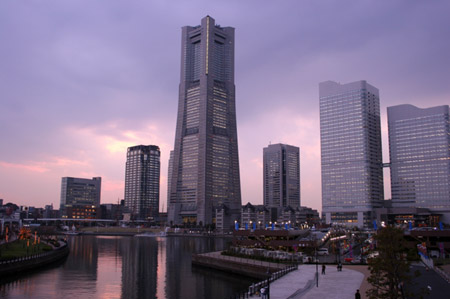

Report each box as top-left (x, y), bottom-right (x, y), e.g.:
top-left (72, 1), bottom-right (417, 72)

top-left (250, 264), bottom-right (369, 299)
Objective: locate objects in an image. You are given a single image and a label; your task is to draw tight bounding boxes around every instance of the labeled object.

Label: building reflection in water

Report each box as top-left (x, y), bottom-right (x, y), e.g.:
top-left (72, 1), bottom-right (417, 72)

top-left (0, 235), bottom-right (256, 299)
top-left (164, 236), bottom-right (253, 299)
top-left (121, 236), bottom-right (158, 299)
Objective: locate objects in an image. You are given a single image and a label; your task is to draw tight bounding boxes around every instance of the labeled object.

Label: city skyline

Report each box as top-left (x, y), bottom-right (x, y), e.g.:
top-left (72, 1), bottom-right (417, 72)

top-left (1, 1), bottom-right (450, 213)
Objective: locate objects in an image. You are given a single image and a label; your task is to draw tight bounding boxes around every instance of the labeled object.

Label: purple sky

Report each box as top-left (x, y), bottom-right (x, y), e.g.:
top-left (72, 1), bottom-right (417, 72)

top-left (1, 0), bottom-right (449, 212)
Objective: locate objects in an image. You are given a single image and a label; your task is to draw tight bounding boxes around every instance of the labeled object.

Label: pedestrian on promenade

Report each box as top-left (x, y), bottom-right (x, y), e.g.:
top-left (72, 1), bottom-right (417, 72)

top-left (322, 264), bottom-right (326, 275)
top-left (338, 262), bottom-right (342, 271)
top-left (355, 289), bottom-right (361, 299)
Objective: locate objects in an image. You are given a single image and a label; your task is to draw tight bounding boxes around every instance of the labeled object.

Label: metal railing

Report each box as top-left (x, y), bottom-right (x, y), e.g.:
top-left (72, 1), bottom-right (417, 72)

top-left (434, 266), bottom-right (450, 283)
top-left (0, 243), bottom-right (68, 265)
top-left (231, 264), bottom-right (298, 298)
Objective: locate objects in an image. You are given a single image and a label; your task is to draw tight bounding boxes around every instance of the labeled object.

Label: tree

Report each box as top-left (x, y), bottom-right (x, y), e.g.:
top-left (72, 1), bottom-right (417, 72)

top-left (366, 226), bottom-right (417, 299)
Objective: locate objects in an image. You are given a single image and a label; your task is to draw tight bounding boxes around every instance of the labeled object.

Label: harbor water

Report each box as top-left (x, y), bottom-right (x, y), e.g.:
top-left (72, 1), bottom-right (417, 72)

top-left (0, 235), bottom-right (257, 298)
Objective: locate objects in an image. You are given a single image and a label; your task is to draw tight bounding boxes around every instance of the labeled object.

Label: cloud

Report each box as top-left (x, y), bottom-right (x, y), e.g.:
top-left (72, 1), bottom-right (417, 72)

top-left (1, 0), bottom-right (449, 213)
top-left (0, 161), bottom-right (49, 173)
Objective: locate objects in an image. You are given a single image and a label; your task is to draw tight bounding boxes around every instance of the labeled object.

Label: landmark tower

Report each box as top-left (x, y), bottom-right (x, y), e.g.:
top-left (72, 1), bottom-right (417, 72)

top-left (168, 16), bottom-right (241, 227)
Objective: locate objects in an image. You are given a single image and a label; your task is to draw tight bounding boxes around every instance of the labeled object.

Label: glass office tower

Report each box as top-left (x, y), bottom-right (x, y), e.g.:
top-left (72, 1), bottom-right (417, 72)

top-left (320, 80), bottom-right (384, 227)
top-left (168, 16), bottom-right (241, 227)
top-left (263, 143), bottom-right (300, 221)
top-left (124, 145), bottom-right (160, 221)
top-left (60, 176), bottom-right (101, 219)
top-left (388, 104), bottom-right (450, 222)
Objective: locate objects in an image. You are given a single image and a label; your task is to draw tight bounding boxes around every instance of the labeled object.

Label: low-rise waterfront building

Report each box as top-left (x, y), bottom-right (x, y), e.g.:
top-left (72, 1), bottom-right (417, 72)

top-left (295, 206), bottom-right (320, 226)
top-left (241, 202), bottom-right (257, 229)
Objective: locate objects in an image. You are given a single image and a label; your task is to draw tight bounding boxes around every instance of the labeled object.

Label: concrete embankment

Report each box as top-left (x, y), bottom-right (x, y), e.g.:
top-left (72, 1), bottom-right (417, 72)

top-left (192, 251), bottom-right (291, 279)
top-left (0, 244), bottom-right (69, 277)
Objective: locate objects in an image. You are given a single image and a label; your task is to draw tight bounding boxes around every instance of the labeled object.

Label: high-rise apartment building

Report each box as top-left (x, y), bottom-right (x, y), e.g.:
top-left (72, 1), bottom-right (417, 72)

top-left (263, 143), bottom-right (300, 221)
top-left (168, 16), bottom-right (241, 227)
top-left (124, 145), bottom-right (160, 221)
top-left (320, 80), bottom-right (384, 227)
top-left (60, 176), bottom-right (101, 219)
top-left (388, 104), bottom-right (450, 222)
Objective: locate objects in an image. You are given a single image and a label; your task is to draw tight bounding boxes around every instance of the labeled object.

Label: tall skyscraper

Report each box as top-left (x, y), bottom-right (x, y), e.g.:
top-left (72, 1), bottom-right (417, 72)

top-left (168, 16), bottom-right (241, 227)
top-left (388, 104), bottom-right (450, 221)
top-left (167, 150), bottom-right (174, 212)
top-left (320, 80), bottom-right (384, 227)
top-left (124, 145), bottom-right (160, 221)
top-left (60, 176), bottom-right (101, 219)
top-left (263, 143), bottom-right (300, 221)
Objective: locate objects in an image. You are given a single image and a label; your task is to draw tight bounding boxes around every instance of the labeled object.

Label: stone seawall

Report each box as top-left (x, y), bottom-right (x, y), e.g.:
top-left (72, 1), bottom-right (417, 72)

top-left (0, 245), bottom-right (70, 277)
top-left (192, 251), bottom-right (289, 279)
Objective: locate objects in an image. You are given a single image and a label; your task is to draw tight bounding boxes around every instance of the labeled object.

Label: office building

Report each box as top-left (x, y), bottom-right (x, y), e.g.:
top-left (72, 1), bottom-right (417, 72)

top-left (124, 145), bottom-right (160, 221)
top-left (320, 80), bottom-right (384, 227)
top-left (388, 104), bottom-right (450, 222)
top-left (168, 16), bottom-right (242, 227)
top-left (167, 150), bottom-right (174, 210)
top-left (263, 143), bottom-right (300, 221)
top-left (60, 176), bottom-right (101, 219)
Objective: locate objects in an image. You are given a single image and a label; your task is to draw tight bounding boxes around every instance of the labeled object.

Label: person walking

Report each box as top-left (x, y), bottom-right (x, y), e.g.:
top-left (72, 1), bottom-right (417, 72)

top-left (321, 264), bottom-right (326, 275)
top-left (355, 289), bottom-right (361, 299)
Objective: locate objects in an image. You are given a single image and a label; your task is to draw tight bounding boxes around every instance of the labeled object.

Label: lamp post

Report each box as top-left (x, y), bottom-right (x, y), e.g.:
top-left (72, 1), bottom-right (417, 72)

top-left (266, 269), bottom-right (271, 299)
top-left (314, 236), bottom-right (319, 287)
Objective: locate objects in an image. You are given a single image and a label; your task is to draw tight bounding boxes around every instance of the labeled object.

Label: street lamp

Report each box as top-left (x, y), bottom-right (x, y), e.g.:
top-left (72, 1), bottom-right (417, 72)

top-left (314, 236), bottom-right (319, 287)
top-left (266, 269), bottom-right (271, 299)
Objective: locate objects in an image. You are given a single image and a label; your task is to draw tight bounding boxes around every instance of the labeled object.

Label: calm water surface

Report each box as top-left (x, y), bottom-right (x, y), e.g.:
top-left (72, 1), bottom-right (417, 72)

top-left (0, 235), bottom-right (256, 299)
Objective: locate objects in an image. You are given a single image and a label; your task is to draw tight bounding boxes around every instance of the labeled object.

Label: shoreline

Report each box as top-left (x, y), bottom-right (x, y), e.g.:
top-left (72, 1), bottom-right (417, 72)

top-left (65, 230), bottom-right (233, 238)
top-left (0, 242), bottom-right (70, 278)
top-left (192, 251), bottom-right (293, 279)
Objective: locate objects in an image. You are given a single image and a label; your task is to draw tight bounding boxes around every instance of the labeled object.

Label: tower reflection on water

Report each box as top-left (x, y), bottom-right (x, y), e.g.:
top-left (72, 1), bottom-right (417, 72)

top-left (0, 236), bottom-right (256, 299)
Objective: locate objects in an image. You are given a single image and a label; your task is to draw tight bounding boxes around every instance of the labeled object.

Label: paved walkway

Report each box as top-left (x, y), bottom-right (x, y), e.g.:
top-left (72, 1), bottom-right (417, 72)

top-left (252, 264), bottom-right (368, 299)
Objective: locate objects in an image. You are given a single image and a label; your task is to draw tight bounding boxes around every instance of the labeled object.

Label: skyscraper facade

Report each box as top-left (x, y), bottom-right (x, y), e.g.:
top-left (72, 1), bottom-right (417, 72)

top-left (263, 143), bottom-right (300, 221)
top-left (388, 104), bottom-right (450, 222)
top-left (60, 176), bottom-right (101, 219)
top-left (168, 16), bottom-right (241, 227)
top-left (124, 145), bottom-right (160, 221)
top-left (320, 80), bottom-right (384, 227)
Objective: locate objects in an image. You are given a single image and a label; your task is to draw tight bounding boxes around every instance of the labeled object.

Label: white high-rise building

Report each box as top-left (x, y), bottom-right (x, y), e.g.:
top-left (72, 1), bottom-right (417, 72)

top-left (388, 104), bottom-right (450, 222)
top-left (320, 80), bottom-right (384, 227)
